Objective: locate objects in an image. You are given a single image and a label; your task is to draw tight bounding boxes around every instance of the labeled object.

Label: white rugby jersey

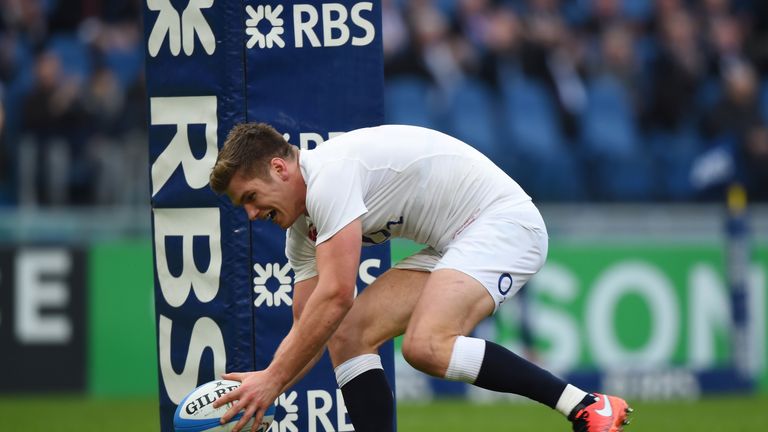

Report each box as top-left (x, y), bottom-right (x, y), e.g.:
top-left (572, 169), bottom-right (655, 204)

top-left (286, 125), bottom-right (534, 282)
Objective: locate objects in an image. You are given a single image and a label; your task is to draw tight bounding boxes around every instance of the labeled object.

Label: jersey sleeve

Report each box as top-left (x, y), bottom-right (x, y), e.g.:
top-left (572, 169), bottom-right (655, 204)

top-left (285, 222), bottom-right (318, 283)
top-left (305, 160), bottom-right (368, 245)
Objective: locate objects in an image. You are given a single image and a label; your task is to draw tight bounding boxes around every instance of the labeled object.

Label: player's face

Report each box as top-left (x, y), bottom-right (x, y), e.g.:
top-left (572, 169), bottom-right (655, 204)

top-left (226, 160), bottom-right (303, 229)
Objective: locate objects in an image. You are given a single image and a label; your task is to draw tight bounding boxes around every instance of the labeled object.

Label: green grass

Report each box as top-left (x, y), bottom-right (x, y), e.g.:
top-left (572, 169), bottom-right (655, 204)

top-left (399, 395), bottom-right (768, 431)
top-left (1, 395), bottom-right (767, 431)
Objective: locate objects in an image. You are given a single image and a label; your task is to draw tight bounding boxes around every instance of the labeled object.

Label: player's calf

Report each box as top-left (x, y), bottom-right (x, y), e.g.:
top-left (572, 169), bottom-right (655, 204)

top-left (334, 354), bottom-right (393, 432)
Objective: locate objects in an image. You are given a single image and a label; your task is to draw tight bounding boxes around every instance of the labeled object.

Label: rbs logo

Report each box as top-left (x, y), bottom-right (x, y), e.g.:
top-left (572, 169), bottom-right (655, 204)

top-left (245, 2), bottom-right (375, 49)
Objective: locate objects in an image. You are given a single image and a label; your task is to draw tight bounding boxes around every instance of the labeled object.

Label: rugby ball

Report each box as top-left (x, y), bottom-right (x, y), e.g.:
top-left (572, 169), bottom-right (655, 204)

top-left (174, 379), bottom-right (275, 432)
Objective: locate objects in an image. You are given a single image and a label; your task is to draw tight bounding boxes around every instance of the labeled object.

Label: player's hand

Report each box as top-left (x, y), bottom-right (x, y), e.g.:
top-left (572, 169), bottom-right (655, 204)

top-left (212, 370), bottom-right (282, 432)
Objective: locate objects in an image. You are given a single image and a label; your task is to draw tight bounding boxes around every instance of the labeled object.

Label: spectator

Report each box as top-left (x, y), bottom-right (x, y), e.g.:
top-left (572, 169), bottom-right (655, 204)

top-left (741, 121), bottom-right (768, 201)
top-left (0, 0), bottom-right (48, 49)
top-left (0, 91), bottom-right (11, 205)
top-left (583, 0), bottom-right (624, 36)
top-left (701, 61), bottom-right (761, 140)
top-left (20, 50), bottom-right (88, 205)
top-left (0, 0), bottom-right (765, 204)
top-left (519, 9), bottom-right (587, 140)
top-left (476, 6), bottom-right (522, 89)
top-left (594, 23), bottom-right (641, 100)
top-left (119, 71), bottom-right (149, 205)
top-left (705, 13), bottom-right (748, 81)
top-left (745, 0), bottom-right (768, 74)
top-left (644, 9), bottom-right (704, 131)
top-left (81, 65), bottom-right (124, 204)
top-left (382, 0), bottom-right (408, 63)
top-left (392, 1), bottom-right (463, 93)
top-left (384, 1), bottom-right (448, 85)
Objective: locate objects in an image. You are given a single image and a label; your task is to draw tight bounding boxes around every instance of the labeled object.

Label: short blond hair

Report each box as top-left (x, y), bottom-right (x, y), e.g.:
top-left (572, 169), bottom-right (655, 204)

top-left (209, 122), bottom-right (293, 194)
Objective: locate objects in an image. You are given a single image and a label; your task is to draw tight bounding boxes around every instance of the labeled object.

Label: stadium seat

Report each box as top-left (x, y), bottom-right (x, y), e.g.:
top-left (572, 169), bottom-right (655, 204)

top-left (2, 38), bottom-right (36, 142)
top-left (514, 150), bottom-right (589, 202)
top-left (760, 78), bottom-right (768, 123)
top-left (104, 44), bottom-right (144, 89)
top-left (622, 0), bottom-right (654, 21)
top-left (648, 127), bottom-right (702, 200)
top-left (384, 77), bottom-right (437, 129)
top-left (444, 78), bottom-right (499, 160)
top-left (581, 75), bottom-right (639, 159)
top-left (590, 153), bottom-right (656, 201)
top-left (47, 33), bottom-right (92, 80)
top-left (498, 70), bottom-right (589, 200)
top-left (697, 78), bottom-right (723, 113)
top-left (501, 70), bottom-right (565, 159)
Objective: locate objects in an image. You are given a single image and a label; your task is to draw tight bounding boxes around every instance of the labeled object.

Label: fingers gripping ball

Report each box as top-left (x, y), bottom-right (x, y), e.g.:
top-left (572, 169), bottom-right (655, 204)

top-left (174, 380), bottom-right (276, 432)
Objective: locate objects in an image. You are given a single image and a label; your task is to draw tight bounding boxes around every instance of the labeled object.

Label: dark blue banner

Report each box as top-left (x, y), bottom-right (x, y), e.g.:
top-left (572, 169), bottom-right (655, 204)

top-left (244, 1), bottom-right (392, 430)
top-left (145, 1), bottom-right (251, 431)
top-left (145, 1), bottom-right (390, 430)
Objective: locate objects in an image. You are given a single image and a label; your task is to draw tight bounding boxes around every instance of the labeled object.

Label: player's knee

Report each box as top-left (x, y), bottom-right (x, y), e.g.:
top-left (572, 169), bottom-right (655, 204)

top-left (401, 331), bottom-right (444, 377)
top-left (328, 325), bottom-right (361, 357)
top-left (329, 321), bottom-right (380, 365)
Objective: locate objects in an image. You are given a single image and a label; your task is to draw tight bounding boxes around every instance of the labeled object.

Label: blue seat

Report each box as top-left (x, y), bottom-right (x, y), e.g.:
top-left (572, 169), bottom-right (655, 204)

top-left (104, 44), bottom-right (144, 88)
top-left (513, 150), bottom-right (588, 201)
top-left (648, 127), bottom-right (702, 200)
top-left (697, 78), bottom-right (722, 112)
top-left (760, 78), bottom-right (768, 123)
top-left (47, 33), bottom-right (92, 80)
top-left (622, 0), bottom-right (654, 21)
top-left (581, 75), bottom-right (639, 159)
top-left (501, 72), bottom-right (565, 158)
top-left (445, 78), bottom-right (499, 160)
top-left (592, 154), bottom-right (656, 201)
top-left (384, 77), bottom-right (436, 129)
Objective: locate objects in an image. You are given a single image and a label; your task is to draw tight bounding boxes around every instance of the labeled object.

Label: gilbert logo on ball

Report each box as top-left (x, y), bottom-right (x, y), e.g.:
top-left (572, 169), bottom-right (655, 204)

top-left (174, 380), bottom-right (275, 432)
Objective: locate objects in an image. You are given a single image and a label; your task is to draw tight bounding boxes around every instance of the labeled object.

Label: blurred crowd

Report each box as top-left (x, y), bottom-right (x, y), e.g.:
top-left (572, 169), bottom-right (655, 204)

top-left (0, 0), bottom-right (767, 207)
top-left (383, 0), bottom-right (768, 201)
top-left (0, 0), bottom-right (146, 207)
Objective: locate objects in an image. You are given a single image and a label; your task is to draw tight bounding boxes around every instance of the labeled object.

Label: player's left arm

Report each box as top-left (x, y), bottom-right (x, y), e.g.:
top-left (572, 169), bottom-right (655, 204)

top-left (215, 219), bottom-right (361, 432)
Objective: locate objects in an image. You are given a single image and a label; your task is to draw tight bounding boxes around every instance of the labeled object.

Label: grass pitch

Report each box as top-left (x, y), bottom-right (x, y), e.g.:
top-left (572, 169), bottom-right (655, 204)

top-left (399, 395), bottom-right (768, 431)
top-left (0, 394), bottom-right (766, 431)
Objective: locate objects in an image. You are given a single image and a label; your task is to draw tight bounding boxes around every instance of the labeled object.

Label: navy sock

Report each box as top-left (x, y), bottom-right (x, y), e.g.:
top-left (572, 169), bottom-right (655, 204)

top-left (473, 341), bottom-right (567, 409)
top-left (568, 394), bottom-right (599, 420)
top-left (339, 368), bottom-right (394, 432)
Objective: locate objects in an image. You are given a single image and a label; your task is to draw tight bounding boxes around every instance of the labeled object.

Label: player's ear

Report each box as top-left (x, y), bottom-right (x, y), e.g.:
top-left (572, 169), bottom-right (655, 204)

top-left (271, 157), bottom-right (289, 180)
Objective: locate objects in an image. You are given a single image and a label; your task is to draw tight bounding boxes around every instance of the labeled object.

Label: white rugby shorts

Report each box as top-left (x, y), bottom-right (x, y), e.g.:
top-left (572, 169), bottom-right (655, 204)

top-left (393, 200), bottom-right (548, 313)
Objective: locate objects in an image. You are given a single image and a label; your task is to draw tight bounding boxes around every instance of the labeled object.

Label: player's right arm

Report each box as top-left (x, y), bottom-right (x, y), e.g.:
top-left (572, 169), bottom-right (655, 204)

top-left (279, 275), bottom-right (322, 393)
top-left (278, 221), bottom-right (322, 393)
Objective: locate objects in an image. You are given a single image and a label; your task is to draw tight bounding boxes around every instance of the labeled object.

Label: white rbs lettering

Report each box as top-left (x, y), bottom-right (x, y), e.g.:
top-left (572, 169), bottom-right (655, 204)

top-left (350, 2), bottom-right (375, 46)
top-left (294, 4), bottom-right (321, 48)
top-left (147, 0), bottom-right (216, 56)
top-left (322, 3), bottom-right (349, 47)
top-left (158, 315), bottom-right (226, 404)
top-left (293, 2), bottom-right (374, 48)
top-left (306, 389), bottom-right (354, 432)
top-left (150, 96), bottom-right (218, 196)
top-left (296, 131), bottom-right (344, 150)
top-left (154, 208), bottom-right (222, 307)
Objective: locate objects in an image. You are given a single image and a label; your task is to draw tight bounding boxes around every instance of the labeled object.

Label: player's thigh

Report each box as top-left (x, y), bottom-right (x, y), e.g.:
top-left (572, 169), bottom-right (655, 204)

top-left (329, 267), bottom-right (429, 366)
top-left (403, 217), bottom-right (548, 372)
top-left (436, 212), bottom-right (548, 313)
top-left (404, 268), bottom-right (495, 366)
